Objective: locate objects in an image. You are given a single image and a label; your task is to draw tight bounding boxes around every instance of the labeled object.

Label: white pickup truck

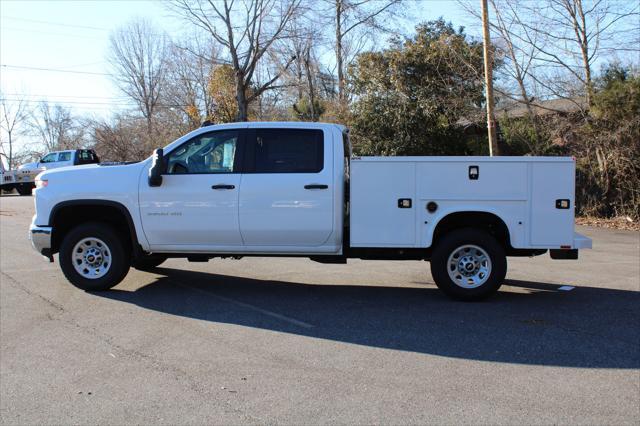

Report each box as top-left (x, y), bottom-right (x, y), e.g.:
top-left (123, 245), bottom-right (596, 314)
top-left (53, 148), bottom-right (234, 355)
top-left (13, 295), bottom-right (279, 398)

top-left (15, 149), bottom-right (100, 195)
top-left (1, 156), bottom-right (39, 196)
top-left (29, 122), bottom-right (592, 300)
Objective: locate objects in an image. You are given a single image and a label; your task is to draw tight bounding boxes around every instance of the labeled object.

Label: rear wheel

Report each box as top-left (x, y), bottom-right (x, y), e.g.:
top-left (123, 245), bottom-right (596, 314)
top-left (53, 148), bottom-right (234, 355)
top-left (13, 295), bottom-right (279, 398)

top-left (430, 228), bottom-right (507, 301)
top-left (132, 254), bottom-right (167, 271)
top-left (59, 222), bottom-right (130, 291)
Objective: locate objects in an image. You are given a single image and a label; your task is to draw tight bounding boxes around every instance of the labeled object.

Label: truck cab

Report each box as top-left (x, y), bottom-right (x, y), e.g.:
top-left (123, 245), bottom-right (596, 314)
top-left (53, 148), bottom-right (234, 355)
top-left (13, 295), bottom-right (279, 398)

top-left (140, 123), bottom-right (343, 254)
top-left (28, 122), bottom-right (591, 300)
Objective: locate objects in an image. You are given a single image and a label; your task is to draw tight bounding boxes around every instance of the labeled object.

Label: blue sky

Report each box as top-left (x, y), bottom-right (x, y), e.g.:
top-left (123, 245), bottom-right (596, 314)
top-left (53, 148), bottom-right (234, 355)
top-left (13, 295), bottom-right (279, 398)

top-left (1, 0), bottom-right (182, 117)
top-left (0, 0), bottom-right (469, 119)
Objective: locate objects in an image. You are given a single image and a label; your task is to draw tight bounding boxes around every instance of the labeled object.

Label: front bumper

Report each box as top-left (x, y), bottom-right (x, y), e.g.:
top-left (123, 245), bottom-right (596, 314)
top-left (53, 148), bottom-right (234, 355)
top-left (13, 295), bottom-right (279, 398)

top-left (29, 224), bottom-right (53, 261)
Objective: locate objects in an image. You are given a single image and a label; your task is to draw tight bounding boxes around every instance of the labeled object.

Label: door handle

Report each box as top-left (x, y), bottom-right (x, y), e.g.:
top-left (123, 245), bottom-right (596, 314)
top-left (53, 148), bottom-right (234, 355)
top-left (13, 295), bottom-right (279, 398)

top-left (304, 184), bottom-right (328, 190)
top-left (211, 184), bottom-right (235, 190)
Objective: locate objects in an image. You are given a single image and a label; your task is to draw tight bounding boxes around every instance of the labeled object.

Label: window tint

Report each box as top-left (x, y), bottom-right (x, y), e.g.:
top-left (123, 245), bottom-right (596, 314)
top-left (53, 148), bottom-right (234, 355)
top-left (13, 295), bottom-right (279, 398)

top-left (166, 130), bottom-right (239, 174)
top-left (58, 152), bottom-right (72, 161)
top-left (40, 153), bottom-right (58, 163)
top-left (253, 129), bottom-right (323, 173)
top-left (77, 150), bottom-right (98, 164)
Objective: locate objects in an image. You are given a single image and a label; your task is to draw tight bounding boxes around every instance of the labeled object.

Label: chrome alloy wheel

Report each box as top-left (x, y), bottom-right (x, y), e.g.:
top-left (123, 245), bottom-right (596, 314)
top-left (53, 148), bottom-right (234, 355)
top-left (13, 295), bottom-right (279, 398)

top-left (446, 244), bottom-right (492, 289)
top-left (71, 237), bottom-right (112, 279)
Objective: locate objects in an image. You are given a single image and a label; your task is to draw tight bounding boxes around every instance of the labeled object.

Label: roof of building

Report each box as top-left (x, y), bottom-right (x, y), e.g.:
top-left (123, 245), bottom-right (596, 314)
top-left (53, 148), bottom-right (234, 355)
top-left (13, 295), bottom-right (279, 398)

top-left (496, 97), bottom-right (588, 118)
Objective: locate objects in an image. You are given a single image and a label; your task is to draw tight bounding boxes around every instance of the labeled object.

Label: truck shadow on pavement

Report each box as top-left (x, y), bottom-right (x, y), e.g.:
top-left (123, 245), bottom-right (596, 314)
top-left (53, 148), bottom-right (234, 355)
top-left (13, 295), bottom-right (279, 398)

top-left (96, 267), bottom-right (639, 369)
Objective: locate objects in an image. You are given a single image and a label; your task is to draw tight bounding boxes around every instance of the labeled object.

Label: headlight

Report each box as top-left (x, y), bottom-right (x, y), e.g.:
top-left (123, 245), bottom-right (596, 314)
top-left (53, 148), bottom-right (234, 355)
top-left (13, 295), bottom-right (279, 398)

top-left (35, 177), bottom-right (48, 188)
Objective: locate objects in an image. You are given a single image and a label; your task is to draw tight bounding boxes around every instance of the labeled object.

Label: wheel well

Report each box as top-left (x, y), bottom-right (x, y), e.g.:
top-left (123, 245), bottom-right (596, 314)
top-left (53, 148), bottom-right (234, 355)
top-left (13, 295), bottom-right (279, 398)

top-left (50, 202), bottom-right (135, 254)
top-left (432, 212), bottom-right (511, 249)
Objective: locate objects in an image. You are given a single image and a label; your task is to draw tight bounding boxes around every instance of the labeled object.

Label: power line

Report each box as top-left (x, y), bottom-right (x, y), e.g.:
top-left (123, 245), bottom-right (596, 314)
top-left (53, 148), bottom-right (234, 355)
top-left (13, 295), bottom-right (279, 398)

top-left (2, 15), bottom-right (115, 32)
top-left (1, 63), bottom-right (228, 84)
top-left (1, 15), bottom-right (170, 37)
top-left (2, 93), bottom-right (128, 100)
top-left (1, 64), bottom-right (111, 76)
top-left (1, 98), bottom-right (138, 106)
top-left (1, 26), bottom-right (106, 41)
top-left (1, 97), bottom-right (194, 109)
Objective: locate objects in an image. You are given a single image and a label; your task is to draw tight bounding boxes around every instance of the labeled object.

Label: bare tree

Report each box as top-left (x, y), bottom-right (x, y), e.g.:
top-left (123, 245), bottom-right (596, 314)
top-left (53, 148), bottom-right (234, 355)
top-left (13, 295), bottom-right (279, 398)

top-left (90, 114), bottom-right (150, 162)
top-left (280, 15), bottom-right (325, 120)
top-left (165, 36), bottom-right (222, 128)
top-left (321, 0), bottom-right (403, 104)
top-left (169, 0), bottom-right (302, 121)
top-left (521, 0), bottom-right (638, 107)
top-left (460, 0), bottom-right (545, 150)
top-left (29, 102), bottom-right (85, 152)
top-left (108, 18), bottom-right (170, 131)
top-left (0, 94), bottom-right (29, 169)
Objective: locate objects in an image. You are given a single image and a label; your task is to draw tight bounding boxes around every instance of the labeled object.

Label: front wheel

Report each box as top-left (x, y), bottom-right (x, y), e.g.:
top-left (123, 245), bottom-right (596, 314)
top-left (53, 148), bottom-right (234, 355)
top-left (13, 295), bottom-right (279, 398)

top-left (430, 228), bottom-right (507, 301)
top-left (59, 222), bottom-right (130, 291)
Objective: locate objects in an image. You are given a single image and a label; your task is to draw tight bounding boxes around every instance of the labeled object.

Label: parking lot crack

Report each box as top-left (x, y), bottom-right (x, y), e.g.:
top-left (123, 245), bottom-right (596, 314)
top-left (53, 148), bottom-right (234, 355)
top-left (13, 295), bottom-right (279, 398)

top-left (1, 270), bottom-right (66, 314)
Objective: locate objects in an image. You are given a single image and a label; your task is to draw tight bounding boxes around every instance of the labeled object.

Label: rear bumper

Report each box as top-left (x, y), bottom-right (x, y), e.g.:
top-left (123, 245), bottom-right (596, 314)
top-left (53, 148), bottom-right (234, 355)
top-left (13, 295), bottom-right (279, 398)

top-left (29, 224), bottom-right (53, 261)
top-left (573, 232), bottom-right (592, 249)
top-left (549, 232), bottom-right (592, 260)
top-left (550, 249), bottom-right (578, 260)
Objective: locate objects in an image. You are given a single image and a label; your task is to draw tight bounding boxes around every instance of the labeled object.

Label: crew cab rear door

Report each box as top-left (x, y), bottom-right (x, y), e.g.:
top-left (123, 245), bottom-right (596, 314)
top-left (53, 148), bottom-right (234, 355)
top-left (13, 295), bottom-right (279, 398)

top-left (238, 127), bottom-right (334, 247)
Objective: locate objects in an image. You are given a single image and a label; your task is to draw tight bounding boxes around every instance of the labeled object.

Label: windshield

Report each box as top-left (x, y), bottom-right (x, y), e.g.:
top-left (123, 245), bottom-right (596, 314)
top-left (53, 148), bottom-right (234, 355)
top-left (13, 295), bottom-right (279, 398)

top-left (40, 153), bottom-right (58, 163)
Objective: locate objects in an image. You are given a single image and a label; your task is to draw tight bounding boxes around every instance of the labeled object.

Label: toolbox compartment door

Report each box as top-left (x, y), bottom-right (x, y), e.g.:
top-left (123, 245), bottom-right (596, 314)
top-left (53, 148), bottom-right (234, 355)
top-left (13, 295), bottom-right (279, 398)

top-left (350, 161), bottom-right (416, 247)
top-left (530, 162), bottom-right (575, 246)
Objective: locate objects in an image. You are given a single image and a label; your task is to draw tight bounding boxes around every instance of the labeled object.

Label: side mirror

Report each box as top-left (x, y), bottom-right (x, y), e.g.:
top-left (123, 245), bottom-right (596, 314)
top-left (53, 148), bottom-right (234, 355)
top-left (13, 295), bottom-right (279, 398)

top-left (148, 148), bottom-right (165, 187)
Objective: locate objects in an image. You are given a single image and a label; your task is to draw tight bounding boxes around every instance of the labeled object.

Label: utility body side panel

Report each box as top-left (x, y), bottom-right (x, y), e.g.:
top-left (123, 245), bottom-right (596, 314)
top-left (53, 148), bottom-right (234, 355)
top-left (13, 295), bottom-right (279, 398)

top-left (349, 156), bottom-right (576, 250)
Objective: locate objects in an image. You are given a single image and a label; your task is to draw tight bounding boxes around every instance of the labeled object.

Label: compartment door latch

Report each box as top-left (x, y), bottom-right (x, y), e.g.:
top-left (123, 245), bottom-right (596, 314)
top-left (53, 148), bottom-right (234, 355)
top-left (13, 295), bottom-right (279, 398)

top-left (469, 165), bottom-right (479, 180)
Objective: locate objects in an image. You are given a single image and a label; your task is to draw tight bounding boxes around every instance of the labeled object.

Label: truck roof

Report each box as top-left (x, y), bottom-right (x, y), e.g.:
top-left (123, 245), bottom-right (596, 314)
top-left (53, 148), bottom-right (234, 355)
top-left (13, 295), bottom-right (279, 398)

top-left (200, 121), bottom-right (346, 131)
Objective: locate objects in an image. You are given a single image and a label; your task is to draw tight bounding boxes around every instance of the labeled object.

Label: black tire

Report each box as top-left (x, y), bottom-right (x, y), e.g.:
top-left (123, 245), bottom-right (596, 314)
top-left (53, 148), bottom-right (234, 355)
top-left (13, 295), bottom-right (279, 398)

top-left (16, 184), bottom-right (33, 196)
top-left (132, 254), bottom-right (167, 271)
top-left (430, 228), bottom-right (507, 301)
top-left (59, 222), bottom-right (130, 291)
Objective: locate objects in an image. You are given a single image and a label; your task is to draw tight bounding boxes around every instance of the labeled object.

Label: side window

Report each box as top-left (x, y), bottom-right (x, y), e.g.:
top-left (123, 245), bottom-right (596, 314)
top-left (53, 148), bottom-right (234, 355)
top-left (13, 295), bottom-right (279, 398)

top-left (252, 129), bottom-right (323, 173)
top-left (40, 153), bottom-right (58, 163)
top-left (166, 130), bottom-right (239, 174)
top-left (77, 150), bottom-right (98, 164)
top-left (58, 152), bottom-right (72, 161)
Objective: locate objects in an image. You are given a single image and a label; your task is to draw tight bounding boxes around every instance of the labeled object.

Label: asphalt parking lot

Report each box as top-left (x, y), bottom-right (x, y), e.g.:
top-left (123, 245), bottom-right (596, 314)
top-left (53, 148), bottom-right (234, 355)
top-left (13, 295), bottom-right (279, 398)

top-left (1, 194), bottom-right (638, 425)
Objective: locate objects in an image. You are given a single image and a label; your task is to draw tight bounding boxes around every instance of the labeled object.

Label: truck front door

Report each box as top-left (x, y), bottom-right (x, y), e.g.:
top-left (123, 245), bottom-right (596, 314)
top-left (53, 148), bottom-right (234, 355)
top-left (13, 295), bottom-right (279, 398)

top-left (238, 127), bottom-right (334, 247)
top-left (139, 129), bottom-right (244, 249)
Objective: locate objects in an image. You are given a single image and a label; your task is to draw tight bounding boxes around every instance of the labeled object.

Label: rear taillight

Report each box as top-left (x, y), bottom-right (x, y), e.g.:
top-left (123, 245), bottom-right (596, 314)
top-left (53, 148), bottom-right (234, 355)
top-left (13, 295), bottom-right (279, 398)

top-left (35, 178), bottom-right (48, 188)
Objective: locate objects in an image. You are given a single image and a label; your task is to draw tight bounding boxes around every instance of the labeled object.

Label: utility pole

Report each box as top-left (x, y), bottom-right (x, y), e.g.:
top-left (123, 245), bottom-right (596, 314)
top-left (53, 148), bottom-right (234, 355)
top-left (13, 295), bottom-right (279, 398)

top-left (481, 0), bottom-right (499, 156)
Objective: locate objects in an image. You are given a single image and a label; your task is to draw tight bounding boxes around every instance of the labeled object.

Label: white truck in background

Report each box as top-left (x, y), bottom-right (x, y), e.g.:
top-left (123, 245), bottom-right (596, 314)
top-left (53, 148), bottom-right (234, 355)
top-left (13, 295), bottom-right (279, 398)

top-left (28, 122), bottom-right (592, 300)
top-left (1, 155), bottom-right (36, 195)
top-left (12, 149), bottom-right (100, 195)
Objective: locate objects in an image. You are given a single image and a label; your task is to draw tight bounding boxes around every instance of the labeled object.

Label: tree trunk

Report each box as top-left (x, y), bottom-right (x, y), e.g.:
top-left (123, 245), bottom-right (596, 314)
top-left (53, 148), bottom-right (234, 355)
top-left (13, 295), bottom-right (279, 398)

top-left (8, 132), bottom-right (13, 170)
top-left (581, 44), bottom-right (592, 108)
top-left (304, 50), bottom-right (317, 121)
top-left (235, 72), bottom-right (248, 122)
top-left (574, 0), bottom-right (593, 108)
top-left (515, 76), bottom-right (542, 153)
top-left (335, 0), bottom-right (345, 104)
